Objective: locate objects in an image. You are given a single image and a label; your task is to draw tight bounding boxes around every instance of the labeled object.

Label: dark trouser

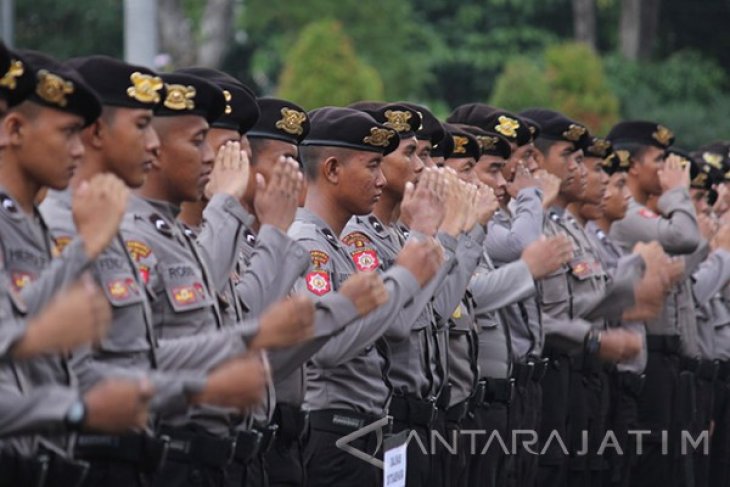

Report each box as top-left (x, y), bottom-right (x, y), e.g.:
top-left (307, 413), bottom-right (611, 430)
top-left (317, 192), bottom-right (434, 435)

top-left (508, 372), bottom-right (543, 487)
top-left (155, 426), bottom-right (234, 487)
top-left (0, 448), bottom-right (89, 487)
top-left (264, 403), bottom-right (308, 487)
top-left (389, 394), bottom-right (439, 487)
top-left (604, 370), bottom-right (643, 487)
top-left (467, 402), bottom-right (509, 487)
top-left (538, 352), bottom-right (571, 487)
top-left (711, 364), bottom-right (730, 487)
top-left (227, 425), bottom-right (277, 487)
top-left (390, 421), bottom-right (431, 487)
top-left (631, 350), bottom-right (680, 487)
top-left (304, 409), bottom-right (383, 487)
top-left (439, 400), bottom-right (470, 487)
top-left (692, 368), bottom-right (715, 487)
top-left (81, 461), bottom-right (149, 487)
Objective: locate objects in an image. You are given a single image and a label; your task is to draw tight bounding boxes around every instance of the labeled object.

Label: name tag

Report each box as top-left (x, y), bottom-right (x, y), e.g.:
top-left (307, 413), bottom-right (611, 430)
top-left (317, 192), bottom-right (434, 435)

top-left (383, 430), bottom-right (408, 487)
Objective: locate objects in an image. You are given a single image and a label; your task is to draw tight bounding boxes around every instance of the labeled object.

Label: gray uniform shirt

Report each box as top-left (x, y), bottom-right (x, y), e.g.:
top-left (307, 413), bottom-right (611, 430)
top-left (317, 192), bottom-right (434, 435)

top-left (290, 208), bottom-right (420, 416)
top-left (691, 248), bottom-right (730, 360)
top-left (609, 189), bottom-right (701, 357)
top-left (486, 188), bottom-right (545, 360)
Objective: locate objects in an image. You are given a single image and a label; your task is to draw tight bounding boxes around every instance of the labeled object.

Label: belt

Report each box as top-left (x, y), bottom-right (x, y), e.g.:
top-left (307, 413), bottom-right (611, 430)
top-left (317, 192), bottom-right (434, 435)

top-left (75, 433), bottom-right (169, 473)
top-left (470, 378), bottom-right (514, 411)
top-left (233, 424), bottom-right (278, 465)
top-left (309, 409), bottom-right (387, 436)
top-left (158, 426), bottom-right (235, 469)
top-left (646, 335), bottom-right (680, 355)
top-left (513, 359), bottom-right (549, 386)
top-left (445, 399), bottom-right (470, 424)
top-left (615, 371), bottom-right (645, 397)
top-left (272, 403), bottom-right (308, 443)
top-left (389, 395), bottom-right (438, 429)
top-left (681, 357), bottom-right (718, 381)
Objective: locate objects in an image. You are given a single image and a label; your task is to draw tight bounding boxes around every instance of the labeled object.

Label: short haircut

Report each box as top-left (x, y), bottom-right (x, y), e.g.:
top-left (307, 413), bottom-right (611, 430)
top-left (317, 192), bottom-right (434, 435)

top-left (534, 137), bottom-right (560, 157)
top-left (299, 145), bottom-right (358, 181)
top-left (249, 137), bottom-right (272, 164)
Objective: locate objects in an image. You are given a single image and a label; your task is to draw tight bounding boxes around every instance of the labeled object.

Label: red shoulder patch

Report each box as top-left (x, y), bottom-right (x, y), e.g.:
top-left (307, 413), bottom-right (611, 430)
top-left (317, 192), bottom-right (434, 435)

top-left (342, 231), bottom-right (371, 248)
top-left (638, 208), bottom-right (659, 219)
top-left (305, 270), bottom-right (331, 296)
top-left (310, 250), bottom-right (330, 268)
top-left (352, 249), bottom-right (380, 272)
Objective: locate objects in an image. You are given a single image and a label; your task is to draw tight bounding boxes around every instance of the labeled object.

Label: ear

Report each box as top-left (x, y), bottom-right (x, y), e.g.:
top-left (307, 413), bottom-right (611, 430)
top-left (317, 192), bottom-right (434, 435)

top-left (82, 120), bottom-right (104, 150)
top-left (3, 112), bottom-right (25, 147)
top-left (322, 155), bottom-right (340, 184)
top-left (532, 147), bottom-right (546, 169)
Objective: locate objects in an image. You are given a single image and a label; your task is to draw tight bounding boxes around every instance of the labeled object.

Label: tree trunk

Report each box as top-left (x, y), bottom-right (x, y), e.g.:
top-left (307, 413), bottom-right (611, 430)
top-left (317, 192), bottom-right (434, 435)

top-left (572, 0), bottom-right (596, 49)
top-left (157, 0), bottom-right (196, 67)
top-left (197, 0), bottom-right (234, 68)
top-left (620, 0), bottom-right (660, 60)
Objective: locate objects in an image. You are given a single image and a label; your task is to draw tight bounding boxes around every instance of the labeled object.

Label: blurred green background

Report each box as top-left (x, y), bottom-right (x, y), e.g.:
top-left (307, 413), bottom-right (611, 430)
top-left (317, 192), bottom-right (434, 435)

top-left (15, 0), bottom-right (730, 147)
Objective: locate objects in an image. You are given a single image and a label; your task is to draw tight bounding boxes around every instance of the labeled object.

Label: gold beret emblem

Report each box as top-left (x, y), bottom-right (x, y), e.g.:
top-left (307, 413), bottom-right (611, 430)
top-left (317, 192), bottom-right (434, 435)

top-left (494, 116), bottom-right (520, 139)
top-left (35, 69), bottom-right (74, 107)
top-left (692, 172), bottom-right (708, 187)
top-left (126, 72), bottom-right (163, 105)
top-left (702, 152), bottom-right (723, 170)
top-left (0, 59), bottom-right (24, 90)
top-left (477, 135), bottom-right (498, 151)
top-left (363, 127), bottom-right (395, 147)
top-left (562, 124), bottom-right (586, 142)
top-left (275, 107), bottom-right (307, 135)
top-left (163, 84), bottom-right (196, 111)
top-left (652, 125), bottom-right (674, 147)
top-left (615, 150), bottom-right (631, 168)
top-left (452, 135), bottom-right (469, 154)
top-left (383, 110), bottom-right (412, 133)
top-left (588, 139), bottom-right (611, 156)
top-left (223, 90), bottom-right (232, 115)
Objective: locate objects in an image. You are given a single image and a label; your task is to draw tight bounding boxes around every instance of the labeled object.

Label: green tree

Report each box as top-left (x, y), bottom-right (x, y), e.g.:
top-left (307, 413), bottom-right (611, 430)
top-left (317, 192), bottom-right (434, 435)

top-left (277, 20), bottom-right (384, 109)
top-left (490, 57), bottom-right (551, 111)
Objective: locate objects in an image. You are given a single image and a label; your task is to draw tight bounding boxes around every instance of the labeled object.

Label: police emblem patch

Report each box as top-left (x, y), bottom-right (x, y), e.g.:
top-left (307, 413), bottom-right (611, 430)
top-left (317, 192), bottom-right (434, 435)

top-left (306, 270), bottom-right (331, 296)
top-left (352, 249), bottom-right (379, 272)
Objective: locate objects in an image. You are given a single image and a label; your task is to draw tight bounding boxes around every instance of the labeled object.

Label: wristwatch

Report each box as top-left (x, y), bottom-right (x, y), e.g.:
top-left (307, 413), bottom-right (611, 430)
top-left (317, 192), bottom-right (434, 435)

top-left (585, 329), bottom-right (602, 356)
top-left (65, 399), bottom-right (87, 431)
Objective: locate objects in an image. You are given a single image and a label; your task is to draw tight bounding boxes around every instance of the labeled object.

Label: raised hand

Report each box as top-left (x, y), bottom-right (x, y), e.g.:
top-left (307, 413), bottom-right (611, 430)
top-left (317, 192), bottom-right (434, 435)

top-left (248, 295), bottom-right (315, 351)
top-left (395, 238), bottom-right (444, 287)
top-left (83, 377), bottom-right (154, 433)
top-left (400, 168), bottom-right (446, 236)
top-left (658, 154), bottom-right (690, 193)
top-left (522, 235), bottom-right (573, 280)
top-left (192, 354), bottom-right (267, 411)
top-left (205, 141), bottom-right (250, 200)
top-left (254, 156), bottom-right (303, 231)
top-left (339, 272), bottom-right (390, 317)
top-left (73, 174), bottom-right (129, 259)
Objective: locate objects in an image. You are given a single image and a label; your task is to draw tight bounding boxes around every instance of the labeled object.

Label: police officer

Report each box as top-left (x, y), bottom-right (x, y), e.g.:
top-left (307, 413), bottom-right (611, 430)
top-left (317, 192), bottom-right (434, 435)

top-left (290, 107), bottom-right (445, 486)
top-left (607, 121), bottom-right (702, 487)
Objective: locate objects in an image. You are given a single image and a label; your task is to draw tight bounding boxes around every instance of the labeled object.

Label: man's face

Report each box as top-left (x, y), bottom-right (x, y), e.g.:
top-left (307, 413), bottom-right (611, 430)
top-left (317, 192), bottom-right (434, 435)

top-left (337, 150), bottom-right (386, 215)
top-left (101, 108), bottom-right (159, 189)
top-left (444, 157), bottom-right (477, 184)
top-left (474, 155), bottom-right (508, 205)
top-left (540, 141), bottom-right (584, 202)
top-left (416, 139), bottom-right (436, 168)
top-left (381, 136), bottom-right (423, 198)
top-left (632, 146), bottom-right (665, 196)
top-left (602, 172), bottom-right (630, 222)
top-left (580, 156), bottom-right (609, 206)
top-left (12, 105), bottom-right (85, 190)
top-left (155, 115), bottom-right (213, 203)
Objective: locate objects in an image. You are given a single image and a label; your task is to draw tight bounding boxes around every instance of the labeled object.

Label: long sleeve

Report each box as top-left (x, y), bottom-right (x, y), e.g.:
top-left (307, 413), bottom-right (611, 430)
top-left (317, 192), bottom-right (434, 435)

top-left (485, 188), bottom-right (543, 265)
top-left (692, 249), bottom-right (730, 307)
top-left (471, 259), bottom-right (535, 316)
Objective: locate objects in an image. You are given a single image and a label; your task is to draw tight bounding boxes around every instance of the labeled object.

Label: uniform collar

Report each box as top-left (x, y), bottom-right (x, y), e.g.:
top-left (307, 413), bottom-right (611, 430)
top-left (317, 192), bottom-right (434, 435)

top-left (140, 196), bottom-right (180, 221)
top-left (296, 207), bottom-right (341, 248)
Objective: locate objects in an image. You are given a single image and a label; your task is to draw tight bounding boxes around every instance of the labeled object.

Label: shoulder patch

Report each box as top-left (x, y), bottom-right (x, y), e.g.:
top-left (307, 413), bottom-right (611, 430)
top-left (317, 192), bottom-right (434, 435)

top-left (638, 208), bottom-right (658, 219)
top-left (11, 271), bottom-right (33, 291)
top-left (351, 249), bottom-right (380, 272)
top-left (305, 270), bottom-right (331, 296)
top-left (310, 250), bottom-right (330, 268)
top-left (342, 231), bottom-right (372, 248)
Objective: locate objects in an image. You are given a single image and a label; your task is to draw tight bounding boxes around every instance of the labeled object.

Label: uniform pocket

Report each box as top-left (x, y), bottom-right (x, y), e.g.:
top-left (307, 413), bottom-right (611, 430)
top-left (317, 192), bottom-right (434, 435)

top-left (539, 269), bottom-right (569, 304)
top-left (159, 262), bottom-right (214, 313)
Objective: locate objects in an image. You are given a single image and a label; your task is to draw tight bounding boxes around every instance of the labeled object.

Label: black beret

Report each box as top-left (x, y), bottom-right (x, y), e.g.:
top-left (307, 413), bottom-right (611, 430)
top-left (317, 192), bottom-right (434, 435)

top-left (347, 101), bottom-right (385, 112)
top-left (606, 121), bottom-right (675, 149)
top-left (247, 97), bottom-right (309, 144)
top-left (353, 103), bottom-right (422, 140)
top-left (396, 101), bottom-right (444, 146)
top-left (696, 141), bottom-right (730, 182)
top-left (154, 72), bottom-right (226, 124)
top-left (521, 116), bottom-right (541, 142)
top-left (454, 124), bottom-right (511, 159)
top-left (442, 123), bottom-right (481, 161)
top-left (682, 149), bottom-right (724, 191)
top-left (666, 147), bottom-right (701, 187)
top-left (432, 130), bottom-right (454, 159)
top-left (446, 103), bottom-right (498, 125)
top-left (0, 49), bottom-right (35, 107)
top-left (448, 103), bottom-right (533, 147)
top-left (0, 42), bottom-right (10, 80)
top-left (175, 67), bottom-right (259, 134)
top-left (301, 107), bottom-right (399, 156)
top-left (580, 136), bottom-right (613, 159)
top-left (67, 55), bottom-right (166, 112)
top-left (519, 108), bottom-right (589, 148)
top-left (17, 50), bottom-right (101, 127)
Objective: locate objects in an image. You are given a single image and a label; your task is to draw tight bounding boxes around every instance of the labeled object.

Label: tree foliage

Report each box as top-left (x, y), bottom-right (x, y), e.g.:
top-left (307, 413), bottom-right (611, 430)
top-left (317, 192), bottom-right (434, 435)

top-left (276, 20), bottom-right (384, 109)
